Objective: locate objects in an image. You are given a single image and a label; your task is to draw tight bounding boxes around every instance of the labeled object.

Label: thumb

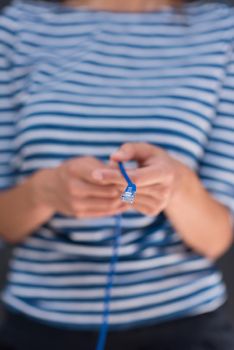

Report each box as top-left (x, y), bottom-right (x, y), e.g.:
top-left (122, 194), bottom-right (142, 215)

top-left (111, 143), bottom-right (157, 163)
top-left (111, 143), bottom-right (134, 162)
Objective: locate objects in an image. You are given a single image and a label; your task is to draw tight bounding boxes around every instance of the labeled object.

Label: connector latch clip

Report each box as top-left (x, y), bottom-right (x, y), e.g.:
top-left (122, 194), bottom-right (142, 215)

top-left (121, 184), bottom-right (136, 204)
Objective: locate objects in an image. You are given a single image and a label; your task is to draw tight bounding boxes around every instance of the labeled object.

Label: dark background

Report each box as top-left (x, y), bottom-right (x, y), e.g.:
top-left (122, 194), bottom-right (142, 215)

top-left (0, 0), bottom-right (234, 326)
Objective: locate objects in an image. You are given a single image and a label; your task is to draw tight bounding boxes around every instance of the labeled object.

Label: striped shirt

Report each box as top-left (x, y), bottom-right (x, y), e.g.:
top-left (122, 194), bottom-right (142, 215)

top-left (0, 0), bottom-right (234, 330)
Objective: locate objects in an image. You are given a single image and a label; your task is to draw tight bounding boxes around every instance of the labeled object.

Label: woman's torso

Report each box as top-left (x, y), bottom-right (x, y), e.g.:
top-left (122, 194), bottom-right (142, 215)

top-left (0, 0), bottom-right (234, 330)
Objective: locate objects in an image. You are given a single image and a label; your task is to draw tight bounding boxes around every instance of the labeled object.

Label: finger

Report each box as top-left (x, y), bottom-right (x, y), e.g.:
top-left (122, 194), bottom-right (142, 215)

top-left (134, 195), bottom-right (165, 216)
top-left (110, 143), bottom-right (161, 164)
top-left (93, 166), bottom-right (160, 187)
top-left (127, 165), bottom-right (171, 187)
top-left (92, 168), bottom-right (127, 186)
top-left (67, 156), bottom-right (108, 184)
top-left (76, 204), bottom-right (129, 219)
top-left (69, 179), bottom-right (120, 198)
top-left (135, 193), bottom-right (170, 208)
top-left (134, 184), bottom-right (170, 198)
top-left (74, 197), bottom-right (125, 212)
top-left (92, 164), bottom-right (170, 188)
top-left (134, 194), bottom-right (162, 209)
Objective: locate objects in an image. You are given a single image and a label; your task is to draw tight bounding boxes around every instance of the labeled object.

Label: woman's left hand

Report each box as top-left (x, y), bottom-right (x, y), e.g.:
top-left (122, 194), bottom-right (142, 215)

top-left (92, 143), bottom-right (183, 216)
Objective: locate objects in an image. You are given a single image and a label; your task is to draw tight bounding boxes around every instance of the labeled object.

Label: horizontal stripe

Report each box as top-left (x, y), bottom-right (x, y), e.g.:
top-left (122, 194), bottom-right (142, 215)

top-left (10, 256), bottom-right (212, 276)
top-left (8, 272), bottom-right (219, 296)
top-left (0, 0), bottom-right (233, 330)
top-left (3, 286), bottom-right (225, 327)
top-left (8, 275), bottom-right (221, 310)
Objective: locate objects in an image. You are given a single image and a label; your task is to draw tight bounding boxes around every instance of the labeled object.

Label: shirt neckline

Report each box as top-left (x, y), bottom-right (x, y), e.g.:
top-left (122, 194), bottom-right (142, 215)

top-left (24, 0), bottom-right (177, 17)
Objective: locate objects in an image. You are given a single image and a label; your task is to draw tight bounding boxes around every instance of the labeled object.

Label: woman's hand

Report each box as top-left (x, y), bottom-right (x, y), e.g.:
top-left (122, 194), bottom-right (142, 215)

top-left (92, 143), bottom-right (182, 217)
top-left (33, 156), bottom-right (128, 219)
top-left (92, 142), bottom-right (233, 259)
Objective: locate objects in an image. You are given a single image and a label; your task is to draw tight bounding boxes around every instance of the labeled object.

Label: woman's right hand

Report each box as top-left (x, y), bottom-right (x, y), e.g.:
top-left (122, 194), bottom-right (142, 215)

top-left (32, 156), bottom-right (129, 219)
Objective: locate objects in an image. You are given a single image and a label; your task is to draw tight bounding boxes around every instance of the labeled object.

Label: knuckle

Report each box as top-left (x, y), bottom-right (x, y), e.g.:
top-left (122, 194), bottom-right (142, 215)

top-left (82, 156), bottom-right (95, 164)
top-left (66, 161), bottom-right (76, 175)
top-left (67, 181), bottom-right (76, 196)
top-left (81, 156), bottom-right (90, 163)
top-left (58, 165), bottom-right (67, 181)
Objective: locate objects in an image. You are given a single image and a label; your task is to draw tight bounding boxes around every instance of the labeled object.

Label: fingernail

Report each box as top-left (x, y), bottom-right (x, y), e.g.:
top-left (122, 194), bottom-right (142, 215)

top-left (113, 151), bottom-right (129, 159)
top-left (92, 170), bottom-right (103, 181)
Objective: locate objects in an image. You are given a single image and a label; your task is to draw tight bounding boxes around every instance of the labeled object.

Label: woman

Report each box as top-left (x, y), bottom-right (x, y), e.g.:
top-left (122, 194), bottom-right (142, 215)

top-left (0, 0), bottom-right (233, 349)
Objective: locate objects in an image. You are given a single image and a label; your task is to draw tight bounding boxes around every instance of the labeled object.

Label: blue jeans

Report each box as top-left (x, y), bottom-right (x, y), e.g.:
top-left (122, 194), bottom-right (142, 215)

top-left (0, 304), bottom-right (234, 350)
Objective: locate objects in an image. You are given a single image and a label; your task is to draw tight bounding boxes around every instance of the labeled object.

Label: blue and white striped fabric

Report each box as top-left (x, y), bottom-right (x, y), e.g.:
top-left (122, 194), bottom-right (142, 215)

top-left (0, 0), bottom-right (234, 330)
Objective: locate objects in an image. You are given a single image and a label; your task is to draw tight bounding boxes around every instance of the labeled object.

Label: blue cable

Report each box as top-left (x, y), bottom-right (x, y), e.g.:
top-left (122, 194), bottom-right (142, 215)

top-left (118, 162), bottom-right (137, 205)
top-left (95, 162), bottom-right (137, 350)
top-left (95, 214), bottom-right (122, 350)
top-left (118, 162), bottom-right (132, 185)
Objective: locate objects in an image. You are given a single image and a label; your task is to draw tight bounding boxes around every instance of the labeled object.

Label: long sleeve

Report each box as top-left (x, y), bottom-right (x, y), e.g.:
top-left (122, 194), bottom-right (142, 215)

top-left (0, 13), bottom-right (18, 190)
top-left (198, 48), bottom-right (234, 218)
